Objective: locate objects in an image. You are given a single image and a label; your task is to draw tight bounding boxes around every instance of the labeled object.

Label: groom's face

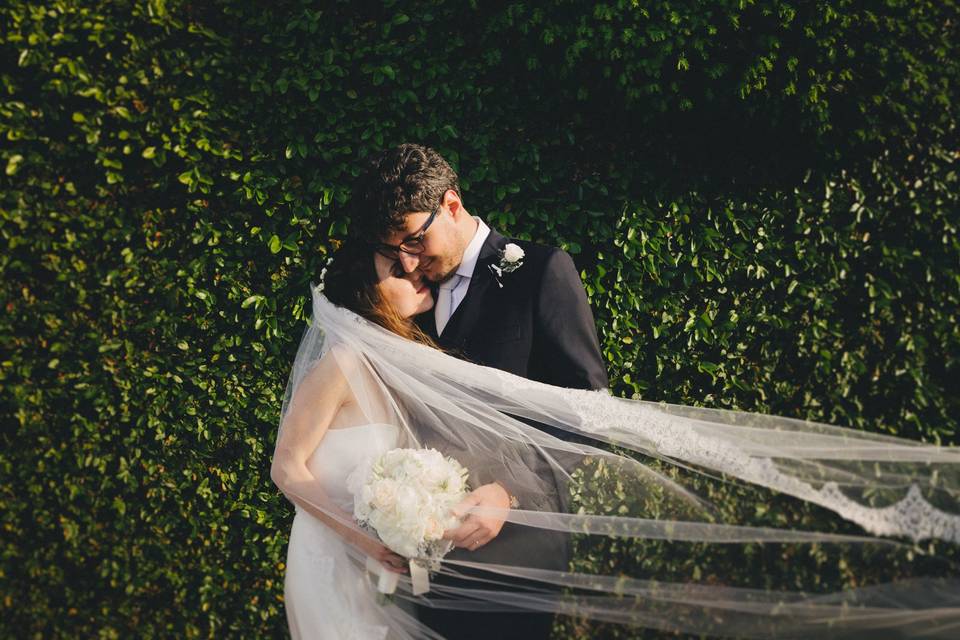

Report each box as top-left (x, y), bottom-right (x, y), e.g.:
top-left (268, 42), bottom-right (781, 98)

top-left (382, 206), bottom-right (463, 285)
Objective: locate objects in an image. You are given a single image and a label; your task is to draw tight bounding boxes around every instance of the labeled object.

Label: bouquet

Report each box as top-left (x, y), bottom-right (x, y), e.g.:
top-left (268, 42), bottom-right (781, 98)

top-left (348, 448), bottom-right (470, 584)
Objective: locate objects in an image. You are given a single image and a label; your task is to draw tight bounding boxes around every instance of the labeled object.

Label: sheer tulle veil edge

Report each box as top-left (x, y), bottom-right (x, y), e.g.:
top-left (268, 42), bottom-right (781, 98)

top-left (271, 283), bottom-right (960, 639)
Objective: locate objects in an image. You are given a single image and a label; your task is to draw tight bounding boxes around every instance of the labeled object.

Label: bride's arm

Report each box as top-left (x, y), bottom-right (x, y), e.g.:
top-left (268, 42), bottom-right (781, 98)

top-left (270, 350), bottom-right (406, 572)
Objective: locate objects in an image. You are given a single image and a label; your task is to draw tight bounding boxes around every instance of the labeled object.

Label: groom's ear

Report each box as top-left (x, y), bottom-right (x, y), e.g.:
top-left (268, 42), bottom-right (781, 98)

top-left (443, 189), bottom-right (464, 218)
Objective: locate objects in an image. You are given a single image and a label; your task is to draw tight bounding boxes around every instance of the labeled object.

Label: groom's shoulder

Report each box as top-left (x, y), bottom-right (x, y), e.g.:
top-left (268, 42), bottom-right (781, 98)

top-left (501, 236), bottom-right (566, 265)
top-left (502, 237), bottom-right (576, 277)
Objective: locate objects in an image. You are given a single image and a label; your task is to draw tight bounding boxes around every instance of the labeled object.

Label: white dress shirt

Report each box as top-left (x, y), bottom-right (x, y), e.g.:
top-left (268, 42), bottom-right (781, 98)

top-left (434, 216), bottom-right (490, 333)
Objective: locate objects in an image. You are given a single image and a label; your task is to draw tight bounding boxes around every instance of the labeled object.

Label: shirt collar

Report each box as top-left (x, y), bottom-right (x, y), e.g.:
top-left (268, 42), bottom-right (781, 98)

top-left (457, 216), bottom-right (491, 279)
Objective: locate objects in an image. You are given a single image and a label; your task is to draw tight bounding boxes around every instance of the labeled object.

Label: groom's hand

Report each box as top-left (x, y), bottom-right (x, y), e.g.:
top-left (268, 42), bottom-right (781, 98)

top-left (444, 482), bottom-right (510, 550)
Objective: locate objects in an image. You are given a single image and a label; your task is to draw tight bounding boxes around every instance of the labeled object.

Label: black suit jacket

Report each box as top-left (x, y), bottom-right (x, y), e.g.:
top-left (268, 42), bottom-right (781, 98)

top-left (412, 225), bottom-right (607, 559)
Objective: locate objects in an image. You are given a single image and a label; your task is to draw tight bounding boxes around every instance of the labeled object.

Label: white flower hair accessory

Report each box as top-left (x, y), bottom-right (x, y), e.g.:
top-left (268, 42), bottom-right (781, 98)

top-left (315, 252), bottom-right (336, 293)
top-left (488, 242), bottom-right (525, 288)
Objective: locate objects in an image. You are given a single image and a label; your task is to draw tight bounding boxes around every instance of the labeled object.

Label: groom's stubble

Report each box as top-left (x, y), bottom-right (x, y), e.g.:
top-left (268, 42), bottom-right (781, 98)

top-left (424, 260), bottom-right (460, 286)
top-left (415, 213), bottom-right (476, 285)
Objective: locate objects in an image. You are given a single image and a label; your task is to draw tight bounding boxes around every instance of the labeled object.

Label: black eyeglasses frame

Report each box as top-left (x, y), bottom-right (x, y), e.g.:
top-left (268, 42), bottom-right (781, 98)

top-left (374, 197), bottom-right (444, 260)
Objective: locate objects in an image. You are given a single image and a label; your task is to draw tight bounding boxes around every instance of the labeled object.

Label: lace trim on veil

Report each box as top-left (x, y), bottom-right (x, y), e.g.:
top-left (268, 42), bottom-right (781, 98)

top-left (559, 386), bottom-right (960, 543)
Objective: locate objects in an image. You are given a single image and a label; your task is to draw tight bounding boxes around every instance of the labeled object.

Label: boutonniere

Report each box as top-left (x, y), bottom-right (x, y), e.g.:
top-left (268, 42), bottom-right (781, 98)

top-left (488, 243), bottom-right (525, 288)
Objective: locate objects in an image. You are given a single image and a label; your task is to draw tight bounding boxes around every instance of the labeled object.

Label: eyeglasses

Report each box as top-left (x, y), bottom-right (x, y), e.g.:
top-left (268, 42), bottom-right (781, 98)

top-left (374, 197), bottom-right (443, 260)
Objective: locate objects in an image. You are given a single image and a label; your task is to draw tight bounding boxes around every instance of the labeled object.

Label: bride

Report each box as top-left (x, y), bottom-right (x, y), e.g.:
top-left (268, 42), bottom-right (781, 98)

top-left (271, 239), bottom-right (960, 639)
top-left (270, 241), bottom-right (436, 640)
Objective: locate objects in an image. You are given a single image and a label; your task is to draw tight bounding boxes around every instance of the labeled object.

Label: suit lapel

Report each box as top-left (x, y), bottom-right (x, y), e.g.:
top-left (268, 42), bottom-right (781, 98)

top-left (437, 229), bottom-right (508, 348)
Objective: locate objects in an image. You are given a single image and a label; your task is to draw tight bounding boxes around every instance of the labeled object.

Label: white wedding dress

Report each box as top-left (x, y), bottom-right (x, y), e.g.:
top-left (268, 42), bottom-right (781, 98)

top-left (283, 422), bottom-right (412, 640)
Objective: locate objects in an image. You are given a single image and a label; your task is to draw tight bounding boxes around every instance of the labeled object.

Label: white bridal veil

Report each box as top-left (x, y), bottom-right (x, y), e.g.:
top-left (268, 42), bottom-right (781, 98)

top-left (272, 284), bottom-right (960, 638)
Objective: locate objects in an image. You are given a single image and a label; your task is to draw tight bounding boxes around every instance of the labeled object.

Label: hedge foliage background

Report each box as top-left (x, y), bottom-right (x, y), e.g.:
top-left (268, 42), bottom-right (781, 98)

top-left (2, 0), bottom-right (958, 637)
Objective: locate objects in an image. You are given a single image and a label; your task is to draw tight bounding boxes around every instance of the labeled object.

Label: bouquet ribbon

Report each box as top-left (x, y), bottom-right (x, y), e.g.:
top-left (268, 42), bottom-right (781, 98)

top-left (409, 560), bottom-right (430, 595)
top-left (365, 557), bottom-right (431, 596)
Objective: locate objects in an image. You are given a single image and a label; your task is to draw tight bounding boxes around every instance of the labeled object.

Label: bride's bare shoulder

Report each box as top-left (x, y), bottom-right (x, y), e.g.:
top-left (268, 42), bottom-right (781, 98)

top-left (300, 342), bottom-right (365, 386)
top-left (326, 341), bottom-right (366, 374)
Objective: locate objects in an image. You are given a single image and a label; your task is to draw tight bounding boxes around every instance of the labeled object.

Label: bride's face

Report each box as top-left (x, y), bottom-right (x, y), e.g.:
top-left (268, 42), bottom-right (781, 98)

top-left (373, 253), bottom-right (434, 319)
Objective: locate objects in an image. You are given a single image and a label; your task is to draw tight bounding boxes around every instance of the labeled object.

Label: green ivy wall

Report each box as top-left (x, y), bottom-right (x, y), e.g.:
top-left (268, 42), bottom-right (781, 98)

top-left (2, 1), bottom-right (957, 637)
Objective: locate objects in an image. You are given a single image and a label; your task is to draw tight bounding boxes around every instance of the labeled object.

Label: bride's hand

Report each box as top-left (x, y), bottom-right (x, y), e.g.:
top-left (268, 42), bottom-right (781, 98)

top-left (348, 530), bottom-right (408, 574)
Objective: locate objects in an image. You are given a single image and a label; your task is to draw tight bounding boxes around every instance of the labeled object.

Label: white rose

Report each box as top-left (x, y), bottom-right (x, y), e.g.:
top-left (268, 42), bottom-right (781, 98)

top-left (422, 462), bottom-right (449, 488)
top-left (422, 450), bottom-right (445, 471)
top-left (502, 243), bottom-right (524, 263)
top-left (381, 451), bottom-right (404, 475)
top-left (372, 479), bottom-right (398, 511)
top-left (394, 485), bottom-right (420, 519)
top-left (401, 456), bottom-right (423, 478)
top-left (444, 468), bottom-right (465, 494)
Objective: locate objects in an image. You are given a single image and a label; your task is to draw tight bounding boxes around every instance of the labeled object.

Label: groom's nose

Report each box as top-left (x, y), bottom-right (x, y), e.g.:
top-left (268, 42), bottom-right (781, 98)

top-left (398, 252), bottom-right (420, 273)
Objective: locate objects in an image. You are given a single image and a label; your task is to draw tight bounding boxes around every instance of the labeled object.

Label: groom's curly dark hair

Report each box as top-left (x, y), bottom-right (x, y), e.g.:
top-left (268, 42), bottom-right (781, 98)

top-left (348, 143), bottom-right (461, 241)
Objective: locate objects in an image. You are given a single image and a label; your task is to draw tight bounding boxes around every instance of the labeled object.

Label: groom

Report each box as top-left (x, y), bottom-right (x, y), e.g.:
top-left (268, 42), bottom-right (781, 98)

top-left (351, 143), bottom-right (608, 639)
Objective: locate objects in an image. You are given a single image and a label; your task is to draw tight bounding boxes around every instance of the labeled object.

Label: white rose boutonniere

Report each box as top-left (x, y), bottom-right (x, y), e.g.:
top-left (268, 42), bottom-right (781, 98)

top-left (488, 242), bottom-right (525, 288)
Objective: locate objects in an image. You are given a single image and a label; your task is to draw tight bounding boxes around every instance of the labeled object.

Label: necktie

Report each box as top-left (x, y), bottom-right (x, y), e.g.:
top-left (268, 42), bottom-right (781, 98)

top-left (434, 274), bottom-right (463, 336)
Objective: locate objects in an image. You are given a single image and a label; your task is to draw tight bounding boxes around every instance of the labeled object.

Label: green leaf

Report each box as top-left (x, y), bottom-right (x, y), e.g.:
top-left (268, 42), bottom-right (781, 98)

top-left (242, 295), bottom-right (263, 309)
top-left (5, 154), bottom-right (23, 176)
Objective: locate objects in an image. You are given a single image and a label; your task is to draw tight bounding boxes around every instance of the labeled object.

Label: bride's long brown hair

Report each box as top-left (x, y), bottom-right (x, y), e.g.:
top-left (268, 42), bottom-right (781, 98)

top-left (322, 238), bottom-right (439, 349)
